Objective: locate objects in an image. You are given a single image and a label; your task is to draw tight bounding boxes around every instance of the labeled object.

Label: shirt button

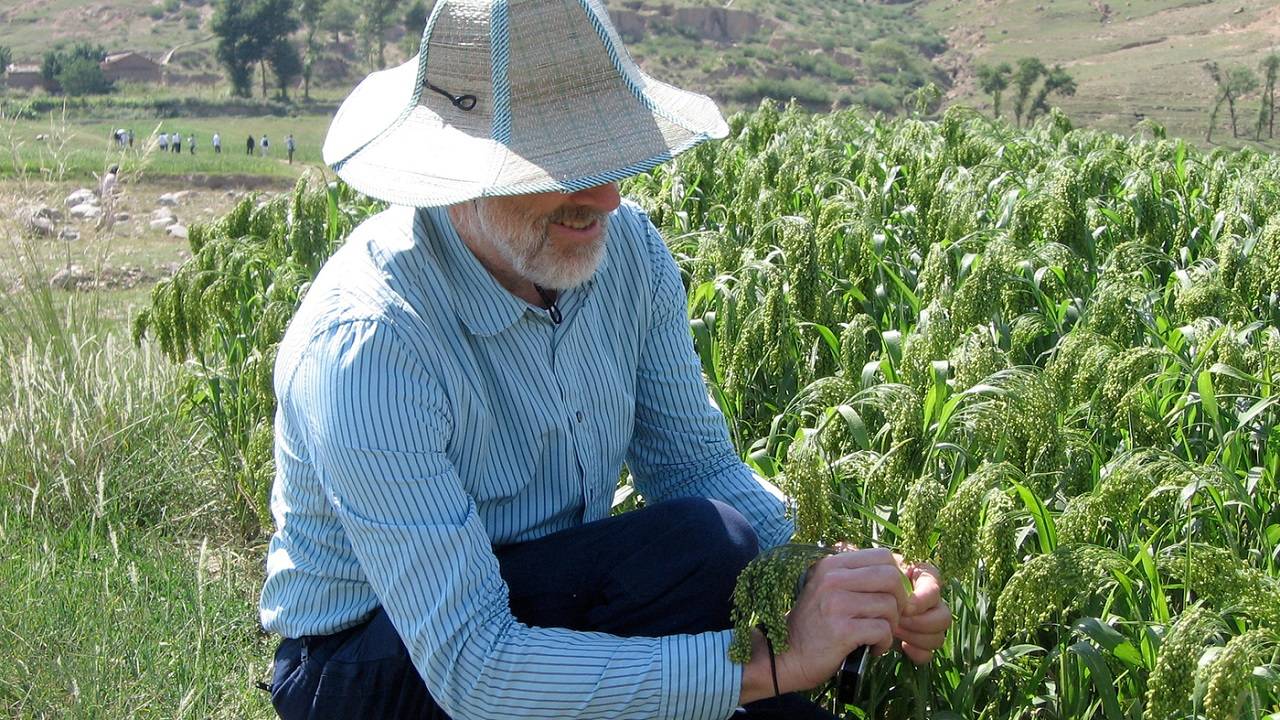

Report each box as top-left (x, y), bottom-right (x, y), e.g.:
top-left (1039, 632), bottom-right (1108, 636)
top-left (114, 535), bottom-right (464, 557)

top-left (575, 410), bottom-right (584, 423)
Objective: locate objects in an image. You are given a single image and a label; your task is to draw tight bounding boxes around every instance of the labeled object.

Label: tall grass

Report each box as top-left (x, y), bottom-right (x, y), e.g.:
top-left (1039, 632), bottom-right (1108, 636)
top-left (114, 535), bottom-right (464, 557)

top-left (1, 119), bottom-right (273, 717)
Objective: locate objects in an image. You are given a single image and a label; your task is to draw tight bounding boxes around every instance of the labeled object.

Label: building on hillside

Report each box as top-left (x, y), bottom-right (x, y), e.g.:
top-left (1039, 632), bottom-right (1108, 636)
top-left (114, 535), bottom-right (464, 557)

top-left (4, 64), bottom-right (42, 91)
top-left (100, 52), bottom-right (161, 84)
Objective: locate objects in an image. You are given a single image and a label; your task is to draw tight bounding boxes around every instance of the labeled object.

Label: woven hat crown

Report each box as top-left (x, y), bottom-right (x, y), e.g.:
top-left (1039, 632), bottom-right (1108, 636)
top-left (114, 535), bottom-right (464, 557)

top-left (323, 0), bottom-right (728, 207)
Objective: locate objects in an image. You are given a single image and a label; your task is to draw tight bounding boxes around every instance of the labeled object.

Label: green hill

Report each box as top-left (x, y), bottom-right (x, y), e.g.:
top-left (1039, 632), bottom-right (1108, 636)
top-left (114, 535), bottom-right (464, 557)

top-left (2, 0), bottom-right (1278, 148)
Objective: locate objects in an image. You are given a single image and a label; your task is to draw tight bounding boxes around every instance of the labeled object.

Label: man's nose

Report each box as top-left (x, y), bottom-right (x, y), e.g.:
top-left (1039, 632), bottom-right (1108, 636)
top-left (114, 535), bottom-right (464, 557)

top-left (567, 182), bottom-right (622, 214)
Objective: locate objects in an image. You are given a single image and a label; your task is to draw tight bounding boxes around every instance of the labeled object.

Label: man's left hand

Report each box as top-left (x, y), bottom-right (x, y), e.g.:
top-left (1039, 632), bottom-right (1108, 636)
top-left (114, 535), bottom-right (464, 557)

top-left (895, 561), bottom-right (950, 664)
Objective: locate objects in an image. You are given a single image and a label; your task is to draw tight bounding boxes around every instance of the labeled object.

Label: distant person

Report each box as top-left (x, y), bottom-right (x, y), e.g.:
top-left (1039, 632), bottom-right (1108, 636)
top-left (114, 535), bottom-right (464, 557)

top-left (260, 134), bottom-right (270, 157)
top-left (96, 164), bottom-right (119, 231)
top-left (172, 132), bottom-right (182, 154)
top-left (212, 132), bottom-right (221, 154)
top-left (285, 133), bottom-right (295, 164)
top-left (158, 132), bottom-right (169, 153)
top-left (188, 135), bottom-right (196, 155)
top-left (247, 135), bottom-right (255, 156)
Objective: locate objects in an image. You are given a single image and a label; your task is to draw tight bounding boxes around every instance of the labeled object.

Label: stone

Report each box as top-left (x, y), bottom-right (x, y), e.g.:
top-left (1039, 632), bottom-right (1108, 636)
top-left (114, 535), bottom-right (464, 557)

top-left (166, 223), bottom-right (189, 239)
top-left (157, 190), bottom-right (191, 206)
top-left (49, 265), bottom-right (91, 290)
top-left (24, 215), bottom-right (56, 237)
top-left (64, 188), bottom-right (97, 207)
top-left (58, 228), bottom-right (80, 242)
top-left (114, 212), bottom-right (131, 222)
top-left (68, 202), bottom-right (101, 220)
top-left (149, 217), bottom-right (172, 230)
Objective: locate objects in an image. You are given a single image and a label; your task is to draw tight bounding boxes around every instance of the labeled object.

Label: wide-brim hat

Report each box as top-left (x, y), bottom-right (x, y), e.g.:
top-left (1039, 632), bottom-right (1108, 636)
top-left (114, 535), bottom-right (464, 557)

top-left (322, 0), bottom-right (729, 207)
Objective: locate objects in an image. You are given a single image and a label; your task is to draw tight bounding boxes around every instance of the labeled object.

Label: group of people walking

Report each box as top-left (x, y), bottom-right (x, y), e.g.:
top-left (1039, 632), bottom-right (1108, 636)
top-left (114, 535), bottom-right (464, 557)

top-left (152, 130), bottom-right (298, 163)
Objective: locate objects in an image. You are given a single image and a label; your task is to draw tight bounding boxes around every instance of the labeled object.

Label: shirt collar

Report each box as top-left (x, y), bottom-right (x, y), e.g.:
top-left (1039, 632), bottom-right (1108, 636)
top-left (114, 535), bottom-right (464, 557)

top-left (416, 205), bottom-right (610, 337)
top-left (417, 206), bottom-right (526, 336)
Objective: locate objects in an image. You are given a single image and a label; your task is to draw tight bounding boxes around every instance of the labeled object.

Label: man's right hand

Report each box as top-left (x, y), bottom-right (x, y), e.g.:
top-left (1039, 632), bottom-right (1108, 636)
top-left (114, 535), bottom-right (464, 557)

top-left (739, 548), bottom-right (907, 703)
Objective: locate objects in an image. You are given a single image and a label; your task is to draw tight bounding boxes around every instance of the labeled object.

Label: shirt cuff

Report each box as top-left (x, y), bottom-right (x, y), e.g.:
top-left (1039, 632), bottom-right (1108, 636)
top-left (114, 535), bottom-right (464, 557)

top-left (658, 630), bottom-right (742, 720)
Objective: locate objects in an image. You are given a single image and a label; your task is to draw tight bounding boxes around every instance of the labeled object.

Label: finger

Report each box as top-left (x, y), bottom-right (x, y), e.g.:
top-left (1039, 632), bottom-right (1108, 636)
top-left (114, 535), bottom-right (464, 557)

top-left (898, 604), bottom-right (951, 635)
top-left (823, 565), bottom-right (911, 610)
top-left (903, 569), bottom-right (942, 616)
top-left (899, 641), bottom-right (934, 665)
top-left (827, 591), bottom-right (901, 627)
top-left (894, 626), bottom-right (946, 651)
top-left (841, 617), bottom-right (893, 656)
top-left (824, 547), bottom-right (898, 571)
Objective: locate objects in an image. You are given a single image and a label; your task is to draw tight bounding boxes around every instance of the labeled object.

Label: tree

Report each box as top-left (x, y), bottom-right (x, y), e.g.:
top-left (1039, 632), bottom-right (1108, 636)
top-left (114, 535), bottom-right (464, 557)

top-left (1011, 57), bottom-right (1046, 127)
top-left (1027, 65), bottom-right (1077, 121)
top-left (321, 0), bottom-right (359, 44)
top-left (298, 0), bottom-right (329, 101)
top-left (976, 61), bottom-right (1012, 120)
top-left (57, 56), bottom-right (113, 96)
top-left (360, 0), bottom-right (402, 69)
top-left (401, 0), bottom-right (430, 55)
top-left (212, 0), bottom-right (299, 98)
top-left (1258, 53), bottom-right (1279, 141)
top-left (268, 38), bottom-right (303, 100)
top-left (0, 46), bottom-right (11, 78)
top-left (1205, 62), bottom-right (1259, 141)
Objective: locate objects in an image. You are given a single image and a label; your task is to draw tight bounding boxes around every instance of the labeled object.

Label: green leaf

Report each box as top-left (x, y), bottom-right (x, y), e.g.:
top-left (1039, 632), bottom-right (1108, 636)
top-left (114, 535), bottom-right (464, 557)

top-left (1066, 641), bottom-right (1125, 720)
top-left (1073, 617), bottom-right (1144, 668)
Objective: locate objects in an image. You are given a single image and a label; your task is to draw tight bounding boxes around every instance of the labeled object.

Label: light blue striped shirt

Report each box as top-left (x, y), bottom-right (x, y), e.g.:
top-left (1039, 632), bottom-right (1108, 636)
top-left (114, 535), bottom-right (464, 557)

top-left (260, 200), bottom-right (792, 720)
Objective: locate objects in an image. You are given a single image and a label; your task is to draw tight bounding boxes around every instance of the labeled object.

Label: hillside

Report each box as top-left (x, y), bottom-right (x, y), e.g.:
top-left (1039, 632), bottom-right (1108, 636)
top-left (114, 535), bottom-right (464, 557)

top-left (2, 0), bottom-right (1278, 147)
top-left (919, 0), bottom-right (1280, 145)
top-left (0, 0), bottom-right (949, 113)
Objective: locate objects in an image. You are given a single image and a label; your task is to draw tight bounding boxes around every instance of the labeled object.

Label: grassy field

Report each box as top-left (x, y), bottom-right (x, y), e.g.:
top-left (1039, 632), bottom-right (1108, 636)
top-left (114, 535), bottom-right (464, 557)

top-left (1, 110), bottom-right (334, 181)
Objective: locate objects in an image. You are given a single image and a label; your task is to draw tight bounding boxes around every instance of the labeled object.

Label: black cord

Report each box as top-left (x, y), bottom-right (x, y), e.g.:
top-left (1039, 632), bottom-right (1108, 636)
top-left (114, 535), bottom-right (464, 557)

top-left (425, 81), bottom-right (478, 111)
top-left (759, 625), bottom-right (781, 698)
top-left (534, 285), bottom-right (562, 325)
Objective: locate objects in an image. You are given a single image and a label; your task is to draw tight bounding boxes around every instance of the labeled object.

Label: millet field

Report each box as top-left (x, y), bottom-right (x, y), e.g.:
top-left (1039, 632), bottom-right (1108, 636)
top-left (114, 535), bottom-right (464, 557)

top-left (5, 101), bottom-right (1280, 717)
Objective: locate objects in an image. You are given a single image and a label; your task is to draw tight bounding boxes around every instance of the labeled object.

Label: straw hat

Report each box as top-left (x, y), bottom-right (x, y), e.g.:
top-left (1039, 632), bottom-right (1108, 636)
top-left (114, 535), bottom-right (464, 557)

top-left (322, 0), bottom-right (729, 207)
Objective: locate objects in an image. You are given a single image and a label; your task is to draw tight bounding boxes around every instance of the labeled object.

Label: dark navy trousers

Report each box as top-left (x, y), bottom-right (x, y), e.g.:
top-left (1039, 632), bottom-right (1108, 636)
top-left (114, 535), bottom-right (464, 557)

top-left (270, 497), bottom-right (836, 719)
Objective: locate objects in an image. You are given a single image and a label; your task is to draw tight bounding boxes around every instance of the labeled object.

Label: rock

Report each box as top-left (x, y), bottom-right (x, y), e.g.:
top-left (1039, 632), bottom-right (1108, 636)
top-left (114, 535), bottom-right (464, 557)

top-left (152, 207), bottom-right (175, 220)
top-left (68, 202), bottom-right (101, 220)
top-left (49, 265), bottom-right (91, 290)
top-left (64, 188), bottom-right (97, 207)
top-left (114, 212), bottom-right (131, 222)
top-left (32, 205), bottom-right (61, 221)
top-left (166, 223), bottom-right (189, 239)
top-left (149, 217), bottom-right (173, 230)
top-left (24, 215), bottom-right (56, 237)
top-left (58, 228), bottom-right (80, 242)
top-left (157, 190), bottom-right (191, 206)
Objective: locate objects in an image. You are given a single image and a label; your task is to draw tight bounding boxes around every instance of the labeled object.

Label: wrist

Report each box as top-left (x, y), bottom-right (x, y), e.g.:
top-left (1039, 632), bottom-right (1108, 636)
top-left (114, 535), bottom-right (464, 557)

top-left (738, 628), bottom-right (778, 705)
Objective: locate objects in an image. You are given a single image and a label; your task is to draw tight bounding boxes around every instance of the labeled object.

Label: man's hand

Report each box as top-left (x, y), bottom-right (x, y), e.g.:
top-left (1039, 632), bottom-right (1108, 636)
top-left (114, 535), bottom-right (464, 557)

top-left (895, 561), bottom-right (950, 664)
top-left (740, 548), bottom-right (906, 703)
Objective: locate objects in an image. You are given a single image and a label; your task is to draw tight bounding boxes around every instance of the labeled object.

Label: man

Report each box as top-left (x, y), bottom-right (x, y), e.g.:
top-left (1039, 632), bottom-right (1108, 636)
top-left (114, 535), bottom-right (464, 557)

top-left (260, 134), bottom-right (269, 157)
top-left (247, 134), bottom-right (256, 156)
top-left (95, 164), bottom-right (119, 231)
top-left (212, 132), bottom-right (221, 154)
top-left (172, 131), bottom-right (181, 154)
top-left (285, 133), bottom-right (295, 164)
top-left (261, 1), bottom-right (950, 719)
top-left (188, 134), bottom-right (196, 155)
top-left (157, 131), bottom-right (168, 153)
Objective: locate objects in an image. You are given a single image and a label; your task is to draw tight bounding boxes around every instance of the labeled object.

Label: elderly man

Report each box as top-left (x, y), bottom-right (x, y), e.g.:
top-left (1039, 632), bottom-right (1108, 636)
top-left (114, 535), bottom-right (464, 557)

top-left (260, 1), bottom-right (950, 718)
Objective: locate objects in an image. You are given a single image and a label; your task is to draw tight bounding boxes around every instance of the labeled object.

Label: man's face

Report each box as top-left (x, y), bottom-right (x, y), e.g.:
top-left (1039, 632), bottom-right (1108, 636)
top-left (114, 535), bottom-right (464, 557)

top-left (470, 183), bottom-right (621, 290)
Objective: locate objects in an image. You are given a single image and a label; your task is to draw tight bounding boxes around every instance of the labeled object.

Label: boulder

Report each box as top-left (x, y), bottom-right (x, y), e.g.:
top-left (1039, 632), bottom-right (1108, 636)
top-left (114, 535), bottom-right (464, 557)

top-left (166, 223), bottom-right (189, 239)
top-left (114, 212), bottom-right (131, 222)
top-left (64, 188), bottom-right (97, 207)
top-left (49, 265), bottom-right (91, 290)
top-left (58, 228), bottom-right (80, 242)
top-left (24, 215), bottom-right (56, 237)
top-left (149, 217), bottom-right (173, 230)
top-left (157, 190), bottom-right (191, 206)
top-left (68, 202), bottom-right (101, 220)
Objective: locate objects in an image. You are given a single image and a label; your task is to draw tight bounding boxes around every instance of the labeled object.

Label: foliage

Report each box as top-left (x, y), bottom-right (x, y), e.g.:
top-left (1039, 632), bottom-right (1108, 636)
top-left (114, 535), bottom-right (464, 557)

top-left (134, 180), bottom-right (380, 537)
top-left (620, 100), bottom-right (1280, 717)
top-left (212, 0), bottom-right (301, 98)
